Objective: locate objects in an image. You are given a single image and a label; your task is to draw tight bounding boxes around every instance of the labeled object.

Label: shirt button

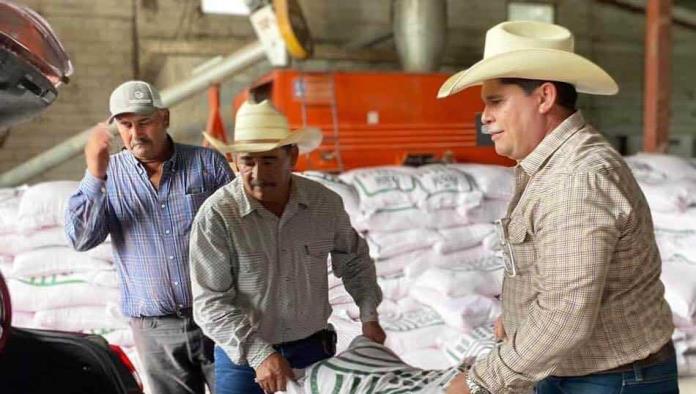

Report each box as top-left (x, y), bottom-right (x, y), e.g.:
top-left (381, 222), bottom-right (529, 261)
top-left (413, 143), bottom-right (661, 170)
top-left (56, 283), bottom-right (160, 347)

top-left (169, 256), bottom-right (174, 260)
top-left (165, 230), bottom-right (170, 234)
top-left (161, 204), bottom-right (166, 209)
top-left (100, 187), bottom-right (106, 193)
top-left (173, 281), bottom-right (179, 286)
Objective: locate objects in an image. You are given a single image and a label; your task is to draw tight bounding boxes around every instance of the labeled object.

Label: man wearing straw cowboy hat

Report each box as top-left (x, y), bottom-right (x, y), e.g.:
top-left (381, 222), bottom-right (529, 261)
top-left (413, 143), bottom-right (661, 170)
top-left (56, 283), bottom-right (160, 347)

top-left (440, 21), bottom-right (677, 394)
top-left (189, 100), bottom-right (385, 394)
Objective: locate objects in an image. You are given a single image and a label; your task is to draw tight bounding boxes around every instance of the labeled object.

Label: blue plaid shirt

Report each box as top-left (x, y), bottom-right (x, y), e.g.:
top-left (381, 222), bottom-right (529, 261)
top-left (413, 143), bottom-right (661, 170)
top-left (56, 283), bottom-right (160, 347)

top-left (66, 140), bottom-right (234, 317)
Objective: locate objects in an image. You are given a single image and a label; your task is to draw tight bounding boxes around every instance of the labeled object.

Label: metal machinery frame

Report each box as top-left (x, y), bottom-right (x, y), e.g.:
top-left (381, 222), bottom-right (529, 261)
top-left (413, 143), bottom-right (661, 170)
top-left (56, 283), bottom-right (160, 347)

top-left (230, 69), bottom-right (514, 172)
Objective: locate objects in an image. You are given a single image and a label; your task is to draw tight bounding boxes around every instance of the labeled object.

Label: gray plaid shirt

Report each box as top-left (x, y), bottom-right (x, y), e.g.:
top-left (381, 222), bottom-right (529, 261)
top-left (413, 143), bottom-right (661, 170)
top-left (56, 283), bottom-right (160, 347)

top-left (189, 175), bottom-right (381, 368)
top-left (472, 112), bottom-right (674, 393)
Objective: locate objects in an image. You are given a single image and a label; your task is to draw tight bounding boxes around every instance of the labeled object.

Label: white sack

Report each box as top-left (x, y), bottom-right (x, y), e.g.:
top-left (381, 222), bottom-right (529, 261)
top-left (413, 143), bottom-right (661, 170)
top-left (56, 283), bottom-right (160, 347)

top-left (367, 228), bottom-right (441, 260)
top-left (625, 153), bottom-right (696, 181)
top-left (298, 171), bottom-right (360, 216)
top-left (8, 275), bottom-right (120, 312)
top-left (354, 207), bottom-right (467, 233)
top-left (282, 336), bottom-right (461, 394)
top-left (449, 164), bottom-right (514, 200)
top-left (410, 288), bottom-right (501, 331)
top-left (652, 208), bottom-right (696, 231)
top-left (444, 324), bottom-right (497, 366)
top-left (463, 199), bottom-right (509, 224)
top-left (12, 246), bottom-right (113, 277)
top-left (0, 226), bottom-right (69, 256)
top-left (16, 181), bottom-right (79, 231)
top-left (380, 300), bottom-right (458, 354)
top-left (637, 178), bottom-right (696, 213)
top-left (415, 164), bottom-right (482, 211)
top-left (661, 258), bottom-right (696, 321)
top-left (413, 264), bottom-right (504, 298)
top-left (34, 304), bottom-right (128, 331)
top-left (434, 223), bottom-right (496, 254)
top-left (340, 167), bottom-right (420, 214)
top-left (377, 272), bottom-right (412, 301)
top-left (0, 186), bottom-right (25, 234)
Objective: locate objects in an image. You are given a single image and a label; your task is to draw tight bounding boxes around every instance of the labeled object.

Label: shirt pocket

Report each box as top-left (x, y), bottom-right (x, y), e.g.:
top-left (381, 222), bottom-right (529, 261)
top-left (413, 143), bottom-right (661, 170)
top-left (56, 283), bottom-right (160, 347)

top-left (506, 216), bottom-right (537, 275)
top-left (236, 252), bottom-right (268, 295)
top-left (175, 189), bottom-right (213, 235)
top-left (303, 239), bottom-right (333, 285)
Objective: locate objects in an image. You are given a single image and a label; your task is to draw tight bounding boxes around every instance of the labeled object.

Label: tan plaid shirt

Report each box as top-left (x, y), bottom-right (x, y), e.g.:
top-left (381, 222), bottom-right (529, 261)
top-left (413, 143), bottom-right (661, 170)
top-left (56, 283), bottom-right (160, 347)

top-left (472, 112), bottom-right (674, 393)
top-left (189, 175), bottom-right (382, 368)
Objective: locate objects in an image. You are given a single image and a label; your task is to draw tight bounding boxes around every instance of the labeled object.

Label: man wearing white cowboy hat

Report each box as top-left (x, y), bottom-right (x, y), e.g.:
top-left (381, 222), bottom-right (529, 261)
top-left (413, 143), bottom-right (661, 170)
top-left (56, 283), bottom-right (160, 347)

top-left (440, 21), bottom-right (676, 394)
top-left (189, 100), bottom-right (386, 394)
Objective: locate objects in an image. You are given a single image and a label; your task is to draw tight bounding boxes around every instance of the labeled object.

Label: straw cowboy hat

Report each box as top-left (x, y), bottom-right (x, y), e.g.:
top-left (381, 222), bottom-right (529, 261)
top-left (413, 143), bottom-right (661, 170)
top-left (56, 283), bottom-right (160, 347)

top-left (203, 100), bottom-right (322, 154)
top-left (437, 20), bottom-right (619, 98)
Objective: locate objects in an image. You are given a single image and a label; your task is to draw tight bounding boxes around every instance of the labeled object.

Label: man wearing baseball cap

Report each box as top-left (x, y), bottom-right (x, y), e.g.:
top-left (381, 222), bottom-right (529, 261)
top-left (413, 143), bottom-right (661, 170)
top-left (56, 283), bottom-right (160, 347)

top-left (66, 80), bottom-right (234, 393)
top-left (441, 21), bottom-right (677, 394)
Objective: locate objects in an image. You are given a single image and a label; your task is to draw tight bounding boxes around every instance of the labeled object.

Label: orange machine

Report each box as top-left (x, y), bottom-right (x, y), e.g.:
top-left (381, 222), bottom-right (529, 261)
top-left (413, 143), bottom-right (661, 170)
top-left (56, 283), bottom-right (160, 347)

top-left (232, 70), bottom-right (513, 171)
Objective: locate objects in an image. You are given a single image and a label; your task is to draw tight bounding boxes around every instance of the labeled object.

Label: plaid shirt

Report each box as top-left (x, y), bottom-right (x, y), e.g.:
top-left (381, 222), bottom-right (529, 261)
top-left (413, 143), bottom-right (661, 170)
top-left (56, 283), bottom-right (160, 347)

top-left (189, 175), bottom-right (382, 368)
top-left (471, 112), bottom-right (674, 393)
top-left (65, 141), bottom-right (233, 317)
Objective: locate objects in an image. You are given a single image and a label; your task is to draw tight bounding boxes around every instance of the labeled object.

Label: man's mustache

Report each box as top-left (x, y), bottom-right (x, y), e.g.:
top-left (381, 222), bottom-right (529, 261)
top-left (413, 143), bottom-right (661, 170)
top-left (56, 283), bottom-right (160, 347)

top-left (250, 181), bottom-right (276, 187)
top-left (130, 138), bottom-right (151, 147)
top-left (481, 124), bottom-right (502, 135)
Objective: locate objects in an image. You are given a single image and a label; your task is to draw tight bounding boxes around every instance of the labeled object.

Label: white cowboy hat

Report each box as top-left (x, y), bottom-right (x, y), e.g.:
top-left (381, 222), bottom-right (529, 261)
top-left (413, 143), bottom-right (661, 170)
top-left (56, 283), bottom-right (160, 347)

top-left (437, 20), bottom-right (619, 98)
top-left (203, 99), bottom-right (322, 154)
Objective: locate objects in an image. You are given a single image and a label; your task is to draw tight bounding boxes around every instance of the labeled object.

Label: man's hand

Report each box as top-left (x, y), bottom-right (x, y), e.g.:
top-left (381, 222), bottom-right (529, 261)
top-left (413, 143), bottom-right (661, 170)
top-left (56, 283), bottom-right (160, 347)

top-left (446, 372), bottom-right (471, 394)
top-left (85, 122), bottom-right (113, 179)
top-left (494, 315), bottom-right (507, 342)
top-left (254, 352), bottom-right (294, 393)
top-left (362, 321), bottom-right (386, 344)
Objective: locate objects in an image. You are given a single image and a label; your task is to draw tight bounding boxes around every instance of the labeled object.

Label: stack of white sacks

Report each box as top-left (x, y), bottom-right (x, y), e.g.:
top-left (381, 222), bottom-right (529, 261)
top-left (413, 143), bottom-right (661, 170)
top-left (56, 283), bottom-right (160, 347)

top-left (0, 181), bottom-right (138, 370)
top-left (624, 153), bottom-right (696, 376)
top-left (3, 154), bottom-right (696, 382)
top-left (304, 155), bottom-right (696, 378)
top-left (300, 164), bottom-right (512, 370)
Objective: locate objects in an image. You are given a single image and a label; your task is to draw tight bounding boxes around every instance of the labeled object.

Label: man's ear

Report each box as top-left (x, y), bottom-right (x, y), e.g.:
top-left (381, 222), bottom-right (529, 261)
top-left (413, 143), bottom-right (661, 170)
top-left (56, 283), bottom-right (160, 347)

top-left (161, 109), bottom-right (170, 128)
top-left (289, 144), bottom-right (300, 168)
top-left (537, 82), bottom-right (557, 114)
top-left (229, 159), bottom-right (239, 175)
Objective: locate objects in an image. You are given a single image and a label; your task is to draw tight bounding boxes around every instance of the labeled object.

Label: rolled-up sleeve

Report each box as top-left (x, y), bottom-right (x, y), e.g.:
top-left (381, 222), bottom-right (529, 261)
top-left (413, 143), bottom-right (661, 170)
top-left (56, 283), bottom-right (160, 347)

top-left (189, 205), bottom-right (275, 368)
top-left (65, 171), bottom-right (110, 251)
top-left (473, 172), bottom-right (625, 393)
top-left (330, 199), bottom-right (382, 323)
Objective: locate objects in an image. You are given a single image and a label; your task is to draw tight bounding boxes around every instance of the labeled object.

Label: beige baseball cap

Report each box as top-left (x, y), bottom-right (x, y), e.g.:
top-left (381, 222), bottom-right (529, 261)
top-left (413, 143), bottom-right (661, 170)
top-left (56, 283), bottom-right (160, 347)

top-left (108, 80), bottom-right (165, 123)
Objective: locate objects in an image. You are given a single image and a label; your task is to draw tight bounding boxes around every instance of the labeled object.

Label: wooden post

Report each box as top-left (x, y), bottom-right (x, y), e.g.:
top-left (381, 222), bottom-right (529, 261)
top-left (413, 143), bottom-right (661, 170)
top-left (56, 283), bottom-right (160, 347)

top-left (643, 0), bottom-right (672, 153)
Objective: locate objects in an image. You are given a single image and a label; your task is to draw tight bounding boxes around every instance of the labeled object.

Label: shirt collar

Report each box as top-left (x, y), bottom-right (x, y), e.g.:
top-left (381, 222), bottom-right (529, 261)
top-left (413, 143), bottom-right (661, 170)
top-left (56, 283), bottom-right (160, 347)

top-left (519, 111), bottom-right (586, 177)
top-left (238, 174), bottom-right (309, 218)
top-left (123, 135), bottom-right (177, 174)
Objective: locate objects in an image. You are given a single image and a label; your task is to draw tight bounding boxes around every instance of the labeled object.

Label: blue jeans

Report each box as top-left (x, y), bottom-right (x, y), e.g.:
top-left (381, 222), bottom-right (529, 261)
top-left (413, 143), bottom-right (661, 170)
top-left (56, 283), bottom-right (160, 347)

top-left (535, 354), bottom-right (679, 394)
top-left (215, 331), bottom-right (336, 394)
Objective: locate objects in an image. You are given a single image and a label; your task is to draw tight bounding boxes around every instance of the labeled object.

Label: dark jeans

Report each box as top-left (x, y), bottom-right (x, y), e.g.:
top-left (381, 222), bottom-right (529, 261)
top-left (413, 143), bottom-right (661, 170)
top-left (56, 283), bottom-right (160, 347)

top-left (535, 353), bottom-right (679, 394)
top-left (130, 315), bottom-right (215, 394)
top-left (215, 331), bottom-right (336, 394)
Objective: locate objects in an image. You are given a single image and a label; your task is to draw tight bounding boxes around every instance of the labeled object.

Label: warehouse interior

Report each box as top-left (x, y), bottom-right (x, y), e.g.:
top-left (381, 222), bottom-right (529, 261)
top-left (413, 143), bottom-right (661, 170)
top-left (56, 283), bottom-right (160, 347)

top-left (2, 0), bottom-right (696, 393)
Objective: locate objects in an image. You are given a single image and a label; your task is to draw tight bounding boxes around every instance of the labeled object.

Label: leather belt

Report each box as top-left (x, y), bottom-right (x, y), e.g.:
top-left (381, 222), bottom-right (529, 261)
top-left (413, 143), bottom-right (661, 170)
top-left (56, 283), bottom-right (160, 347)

top-left (155, 307), bottom-right (193, 319)
top-left (596, 341), bottom-right (675, 374)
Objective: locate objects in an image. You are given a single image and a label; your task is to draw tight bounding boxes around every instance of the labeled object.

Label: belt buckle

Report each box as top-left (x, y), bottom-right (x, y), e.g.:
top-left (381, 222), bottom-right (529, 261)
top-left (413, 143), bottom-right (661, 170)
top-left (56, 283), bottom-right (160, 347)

top-left (175, 305), bottom-right (188, 318)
